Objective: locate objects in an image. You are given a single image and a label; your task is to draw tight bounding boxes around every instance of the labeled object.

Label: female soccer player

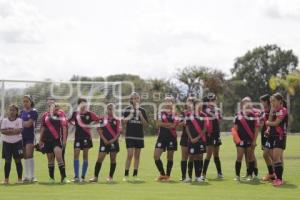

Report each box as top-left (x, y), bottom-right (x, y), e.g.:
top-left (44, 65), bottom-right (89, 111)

top-left (232, 97), bottom-right (259, 181)
top-left (154, 96), bottom-right (180, 181)
top-left (259, 94), bottom-right (275, 181)
top-left (69, 98), bottom-right (99, 182)
top-left (180, 97), bottom-right (196, 182)
top-left (1, 104), bottom-right (23, 184)
top-left (89, 103), bottom-right (121, 182)
top-left (39, 98), bottom-right (69, 183)
top-left (265, 93), bottom-right (288, 187)
top-left (202, 93), bottom-right (223, 180)
top-left (185, 100), bottom-right (208, 182)
top-left (21, 95), bottom-right (38, 183)
top-left (122, 92), bottom-right (148, 181)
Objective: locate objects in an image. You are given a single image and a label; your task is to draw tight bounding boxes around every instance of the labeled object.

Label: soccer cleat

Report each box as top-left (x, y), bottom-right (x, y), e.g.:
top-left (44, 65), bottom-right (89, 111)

top-left (122, 176), bottom-right (129, 182)
top-left (272, 179), bottom-right (283, 187)
top-left (262, 174), bottom-right (276, 181)
top-left (31, 177), bottom-right (38, 183)
top-left (2, 179), bottom-right (9, 185)
top-left (89, 177), bottom-right (98, 183)
top-left (200, 175), bottom-right (206, 181)
top-left (106, 177), bottom-right (113, 182)
top-left (23, 177), bottom-right (30, 183)
top-left (80, 178), bottom-right (86, 183)
top-left (61, 178), bottom-right (70, 184)
top-left (252, 175), bottom-right (260, 181)
top-left (71, 177), bottom-right (80, 183)
top-left (183, 177), bottom-right (192, 183)
top-left (16, 179), bottom-right (23, 184)
top-left (234, 176), bottom-right (240, 181)
top-left (49, 178), bottom-right (55, 184)
top-left (217, 174), bottom-right (224, 179)
top-left (156, 175), bottom-right (166, 182)
top-left (133, 176), bottom-right (141, 181)
top-left (195, 177), bottom-right (204, 183)
top-left (246, 176), bottom-right (253, 181)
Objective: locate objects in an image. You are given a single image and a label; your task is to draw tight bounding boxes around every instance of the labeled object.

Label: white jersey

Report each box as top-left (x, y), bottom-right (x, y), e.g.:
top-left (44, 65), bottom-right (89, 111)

top-left (1, 118), bottom-right (23, 143)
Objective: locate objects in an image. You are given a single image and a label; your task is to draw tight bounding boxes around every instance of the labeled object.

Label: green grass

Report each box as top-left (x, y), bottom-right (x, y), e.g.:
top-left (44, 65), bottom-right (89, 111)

top-left (0, 135), bottom-right (299, 200)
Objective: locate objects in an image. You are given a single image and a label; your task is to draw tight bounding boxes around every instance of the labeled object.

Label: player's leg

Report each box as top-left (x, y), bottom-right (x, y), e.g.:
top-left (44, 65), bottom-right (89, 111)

top-left (235, 147), bottom-right (245, 181)
top-left (73, 148), bottom-right (81, 182)
top-left (89, 152), bottom-right (106, 182)
top-left (180, 146), bottom-right (189, 181)
top-left (213, 146), bottom-right (223, 178)
top-left (202, 146), bottom-right (213, 178)
top-left (53, 146), bottom-right (67, 183)
top-left (133, 148), bottom-right (141, 178)
top-left (154, 148), bottom-right (165, 181)
top-left (124, 148), bottom-right (134, 180)
top-left (81, 148), bottom-right (89, 181)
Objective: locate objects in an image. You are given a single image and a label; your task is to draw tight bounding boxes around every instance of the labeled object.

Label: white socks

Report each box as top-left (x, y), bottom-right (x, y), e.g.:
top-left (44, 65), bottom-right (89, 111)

top-left (24, 159), bottom-right (30, 179)
top-left (24, 158), bottom-right (35, 180)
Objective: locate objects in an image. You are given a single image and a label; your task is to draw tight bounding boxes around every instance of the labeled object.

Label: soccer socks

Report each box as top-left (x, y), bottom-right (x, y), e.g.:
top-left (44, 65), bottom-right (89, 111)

top-left (166, 160), bottom-right (173, 176)
top-left (274, 162), bottom-right (283, 180)
top-left (155, 159), bottom-right (165, 176)
top-left (214, 157), bottom-right (223, 175)
top-left (181, 160), bottom-right (187, 179)
top-left (248, 161), bottom-right (255, 177)
top-left (94, 162), bottom-right (102, 178)
top-left (188, 160), bottom-right (193, 178)
top-left (74, 160), bottom-right (80, 178)
top-left (15, 161), bottom-right (23, 180)
top-left (28, 158), bottom-right (35, 179)
top-left (194, 160), bottom-right (202, 178)
top-left (133, 169), bottom-right (138, 176)
top-left (24, 159), bottom-right (29, 179)
top-left (81, 160), bottom-right (88, 179)
top-left (267, 165), bottom-right (274, 175)
top-left (109, 163), bottom-right (117, 178)
top-left (48, 163), bottom-right (55, 179)
top-left (124, 169), bottom-right (129, 177)
top-left (4, 161), bottom-right (12, 179)
top-left (202, 159), bottom-right (210, 175)
top-left (58, 162), bottom-right (66, 180)
top-left (254, 167), bottom-right (259, 176)
top-left (235, 161), bottom-right (242, 177)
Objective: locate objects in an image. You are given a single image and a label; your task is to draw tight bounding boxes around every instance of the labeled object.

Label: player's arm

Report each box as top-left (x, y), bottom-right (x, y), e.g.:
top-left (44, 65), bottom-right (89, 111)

top-left (97, 128), bottom-right (109, 145)
top-left (185, 125), bottom-right (199, 144)
top-left (266, 117), bottom-right (283, 127)
top-left (23, 119), bottom-right (34, 128)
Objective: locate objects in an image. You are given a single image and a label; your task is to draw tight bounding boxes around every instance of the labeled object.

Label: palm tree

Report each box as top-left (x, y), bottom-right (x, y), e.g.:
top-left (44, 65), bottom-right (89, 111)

top-left (269, 71), bottom-right (300, 132)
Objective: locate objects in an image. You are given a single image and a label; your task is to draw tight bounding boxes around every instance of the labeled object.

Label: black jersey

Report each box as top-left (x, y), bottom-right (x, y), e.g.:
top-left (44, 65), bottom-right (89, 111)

top-left (122, 106), bottom-right (148, 138)
top-left (186, 112), bottom-right (207, 142)
top-left (204, 105), bottom-right (221, 136)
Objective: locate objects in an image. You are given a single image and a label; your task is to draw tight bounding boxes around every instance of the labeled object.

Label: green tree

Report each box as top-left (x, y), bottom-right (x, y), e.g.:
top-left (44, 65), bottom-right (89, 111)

top-left (231, 44), bottom-right (298, 98)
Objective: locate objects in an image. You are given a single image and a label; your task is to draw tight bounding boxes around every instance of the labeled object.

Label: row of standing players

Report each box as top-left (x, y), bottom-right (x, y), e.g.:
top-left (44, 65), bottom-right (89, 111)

top-left (0, 92), bottom-right (288, 187)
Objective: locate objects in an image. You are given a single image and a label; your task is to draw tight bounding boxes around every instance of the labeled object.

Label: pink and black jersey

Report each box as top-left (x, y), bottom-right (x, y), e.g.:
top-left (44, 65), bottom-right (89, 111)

top-left (158, 111), bottom-right (179, 139)
top-left (99, 117), bottom-right (121, 141)
top-left (270, 106), bottom-right (288, 138)
top-left (234, 111), bottom-right (259, 142)
top-left (185, 112), bottom-right (207, 142)
top-left (69, 111), bottom-right (100, 140)
top-left (41, 111), bottom-right (67, 141)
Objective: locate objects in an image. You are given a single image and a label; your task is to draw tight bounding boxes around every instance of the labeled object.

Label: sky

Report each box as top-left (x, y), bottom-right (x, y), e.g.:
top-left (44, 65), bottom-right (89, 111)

top-left (1, 0), bottom-right (300, 81)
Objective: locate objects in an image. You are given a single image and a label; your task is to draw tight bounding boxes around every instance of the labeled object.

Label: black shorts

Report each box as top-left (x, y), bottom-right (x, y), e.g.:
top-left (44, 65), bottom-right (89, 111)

top-left (42, 139), bottom-right (63, 154)
top-left (206, 135), bottom-right (222, 146)
top-left (99, 140), bottom-right (120, 154)
top-left (22, 137), bottom-right (35, 147)
top-left (125, 138), bottom-right (144, 149)
top-left (155, 136), bottom-right (177, 151)
top-left (74, 138), bottom-right (93, 150)
top-left (188, 140), bottom-right (206, 155)
top-left (272, 136), bottom-right (286, 150)
top-left (2, 141), bottom-right (24, 160)
top-left (236, 140), bottom-right (252, 148)
top-left (180, 134), bottom-right (188, 147)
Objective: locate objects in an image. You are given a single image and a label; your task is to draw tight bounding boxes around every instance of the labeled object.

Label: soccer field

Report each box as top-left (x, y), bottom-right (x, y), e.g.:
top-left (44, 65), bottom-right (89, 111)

top-left (0, 135), bottom-right (299, 200)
